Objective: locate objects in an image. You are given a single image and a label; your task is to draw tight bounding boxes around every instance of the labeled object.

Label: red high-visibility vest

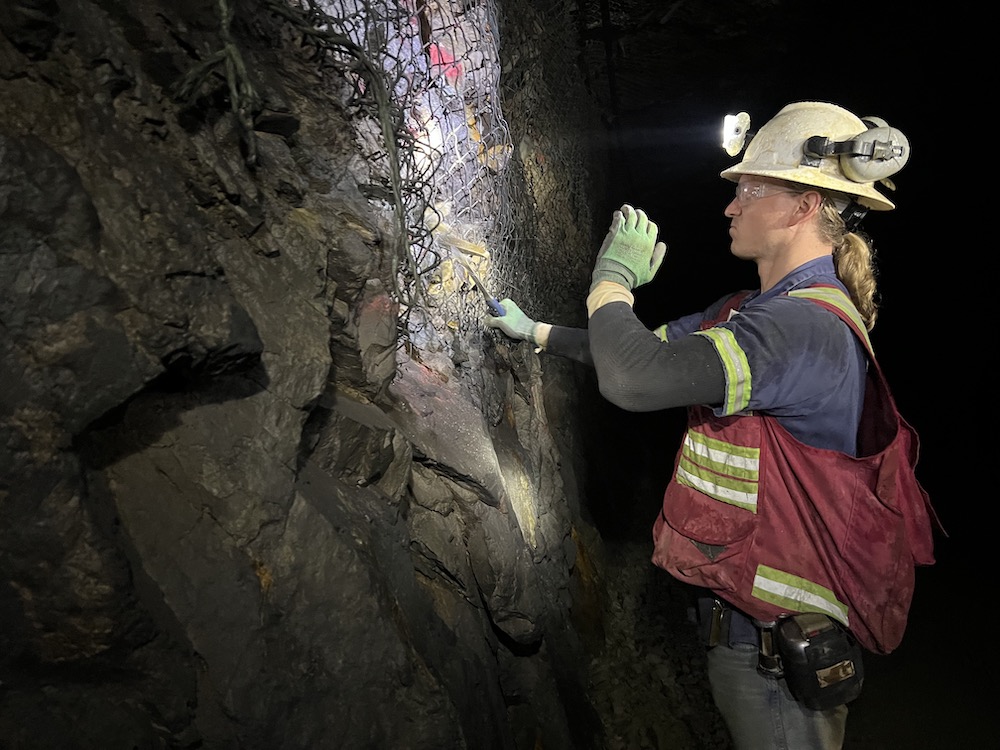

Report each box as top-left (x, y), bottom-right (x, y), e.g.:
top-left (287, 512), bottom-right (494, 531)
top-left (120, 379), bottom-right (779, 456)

top-left (651, 285), bottom-right (941, 654)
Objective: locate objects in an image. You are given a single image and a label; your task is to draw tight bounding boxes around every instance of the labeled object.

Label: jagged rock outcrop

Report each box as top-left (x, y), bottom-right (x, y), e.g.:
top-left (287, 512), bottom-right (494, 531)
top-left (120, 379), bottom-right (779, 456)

top-left (0, 1), bottom-right (623, 748)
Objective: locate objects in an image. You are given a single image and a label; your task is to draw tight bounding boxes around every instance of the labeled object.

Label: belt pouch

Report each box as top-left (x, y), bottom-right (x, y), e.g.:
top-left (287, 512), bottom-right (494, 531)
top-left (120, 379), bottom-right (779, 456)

top-left (775, 613), bottom-right (865, 710)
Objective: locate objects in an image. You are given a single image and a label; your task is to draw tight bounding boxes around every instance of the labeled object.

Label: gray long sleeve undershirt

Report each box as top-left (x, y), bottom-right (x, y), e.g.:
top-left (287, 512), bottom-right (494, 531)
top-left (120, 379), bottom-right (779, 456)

top-left (543, 302), bottom-right (726, 412)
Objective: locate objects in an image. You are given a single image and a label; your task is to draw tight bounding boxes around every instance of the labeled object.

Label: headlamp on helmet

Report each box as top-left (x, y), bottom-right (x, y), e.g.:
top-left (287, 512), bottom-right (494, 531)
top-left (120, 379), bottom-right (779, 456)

top-left (722, 112), bottom-right (751, 157)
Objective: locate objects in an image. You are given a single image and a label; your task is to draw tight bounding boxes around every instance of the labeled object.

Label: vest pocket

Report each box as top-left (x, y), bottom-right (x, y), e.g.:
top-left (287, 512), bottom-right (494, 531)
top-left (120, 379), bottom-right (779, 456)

top-left (652, 484), bottom-right (758, 592)
top-left (651, 419), bottom-right (762, 590)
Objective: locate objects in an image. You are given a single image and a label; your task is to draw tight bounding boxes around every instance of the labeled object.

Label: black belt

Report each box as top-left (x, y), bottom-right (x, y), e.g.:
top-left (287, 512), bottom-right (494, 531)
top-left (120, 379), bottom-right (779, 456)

top-left (699, 597), bottom-right (760, 648)
top-left (698, 597), bottom-right (783, 676)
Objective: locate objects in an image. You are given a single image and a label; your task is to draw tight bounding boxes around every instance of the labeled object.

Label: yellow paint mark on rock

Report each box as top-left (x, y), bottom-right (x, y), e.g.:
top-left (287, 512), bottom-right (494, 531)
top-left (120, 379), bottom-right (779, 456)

top-left (253, 560), bottom-right (273, 594)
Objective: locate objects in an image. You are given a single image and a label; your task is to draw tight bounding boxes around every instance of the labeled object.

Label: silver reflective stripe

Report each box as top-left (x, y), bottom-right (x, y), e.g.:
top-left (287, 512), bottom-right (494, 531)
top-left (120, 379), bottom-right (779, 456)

top-left (787, 287), bottom-right (872, 354)
top-left (693, 328), bottom-right (751, 414)
top-left (676, 430), bottom-right (759, 512)
top-left (752, 563), bottom-right (850, 627)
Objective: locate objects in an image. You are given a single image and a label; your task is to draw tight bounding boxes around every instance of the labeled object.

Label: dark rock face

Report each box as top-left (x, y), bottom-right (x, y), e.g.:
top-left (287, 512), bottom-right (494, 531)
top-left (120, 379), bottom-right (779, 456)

top-left (0, 1), bottom-right (635, 748)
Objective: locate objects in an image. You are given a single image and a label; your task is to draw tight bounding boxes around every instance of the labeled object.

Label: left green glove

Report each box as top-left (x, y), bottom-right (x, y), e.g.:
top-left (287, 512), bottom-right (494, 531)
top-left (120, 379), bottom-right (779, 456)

top-left (485, 298), bottom-right (538, 343)
top-left (591, 204), bottom-right (668, 292)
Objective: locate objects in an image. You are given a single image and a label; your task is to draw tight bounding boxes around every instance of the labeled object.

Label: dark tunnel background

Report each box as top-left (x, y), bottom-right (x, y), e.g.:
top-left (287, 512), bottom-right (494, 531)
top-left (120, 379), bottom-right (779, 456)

top-left (574, 6), bottom-right (985, 747)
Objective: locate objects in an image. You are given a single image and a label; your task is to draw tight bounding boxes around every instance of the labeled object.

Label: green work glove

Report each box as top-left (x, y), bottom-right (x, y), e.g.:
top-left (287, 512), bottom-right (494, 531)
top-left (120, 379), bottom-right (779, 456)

top-left (591, 204), bottom-right (668, 291)
top-left (485, 298), bottom-right (537, 343)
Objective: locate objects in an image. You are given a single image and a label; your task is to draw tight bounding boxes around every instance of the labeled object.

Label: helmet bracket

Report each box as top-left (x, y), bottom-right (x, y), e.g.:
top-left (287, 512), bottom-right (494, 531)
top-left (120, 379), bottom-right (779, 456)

top-left (841, 201), bottom-right (869, 233)
top-left (803, 134), bottom-right (905, 163)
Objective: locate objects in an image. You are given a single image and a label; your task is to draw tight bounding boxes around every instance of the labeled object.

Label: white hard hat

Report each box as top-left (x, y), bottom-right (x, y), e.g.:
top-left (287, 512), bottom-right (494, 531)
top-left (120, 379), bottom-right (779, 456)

top-left (720, 101), bottom-right (910, 211)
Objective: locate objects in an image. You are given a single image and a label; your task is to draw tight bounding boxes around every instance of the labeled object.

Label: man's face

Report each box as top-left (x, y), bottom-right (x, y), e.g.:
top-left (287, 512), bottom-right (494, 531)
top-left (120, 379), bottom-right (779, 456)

top-left (724, 176), bottom-right (802, 260)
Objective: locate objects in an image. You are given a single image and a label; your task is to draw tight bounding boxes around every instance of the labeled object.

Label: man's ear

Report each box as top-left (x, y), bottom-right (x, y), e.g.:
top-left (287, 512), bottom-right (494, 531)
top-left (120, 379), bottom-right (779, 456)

top-left (792, 190), bottom-right (824, 224)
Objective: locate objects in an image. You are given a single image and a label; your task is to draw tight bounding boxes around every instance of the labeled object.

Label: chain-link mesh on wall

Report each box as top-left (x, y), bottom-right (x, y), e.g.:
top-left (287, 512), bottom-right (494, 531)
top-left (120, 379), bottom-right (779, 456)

top-left (273, 0), bottom-right (512, 354)
top-left (273, 0), bottom-right (607, 365)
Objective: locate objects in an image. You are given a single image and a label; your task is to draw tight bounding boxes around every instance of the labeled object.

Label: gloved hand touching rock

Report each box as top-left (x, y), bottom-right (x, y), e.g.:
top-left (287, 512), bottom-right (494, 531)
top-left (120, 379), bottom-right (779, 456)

top-left (591, 204), bottom-right (668, 292)
top-left (485, 299), bottom-right (538, 343)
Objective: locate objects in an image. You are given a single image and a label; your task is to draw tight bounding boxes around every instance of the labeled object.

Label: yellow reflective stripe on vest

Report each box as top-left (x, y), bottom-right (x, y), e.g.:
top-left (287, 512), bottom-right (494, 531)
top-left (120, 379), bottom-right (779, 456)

top-left (787, 287), bottom-right (873, 354)
top-left (676, 429), bottom-right (759, 512)
top-left (752, 563), bottom-right (850, 627)
top-left (692, 327), bottom-right (751, 414)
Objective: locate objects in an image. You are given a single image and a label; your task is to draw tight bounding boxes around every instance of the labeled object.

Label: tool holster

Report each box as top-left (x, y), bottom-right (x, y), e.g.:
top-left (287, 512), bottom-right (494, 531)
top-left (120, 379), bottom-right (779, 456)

top-left (697, 598), bottom-right (864, 710)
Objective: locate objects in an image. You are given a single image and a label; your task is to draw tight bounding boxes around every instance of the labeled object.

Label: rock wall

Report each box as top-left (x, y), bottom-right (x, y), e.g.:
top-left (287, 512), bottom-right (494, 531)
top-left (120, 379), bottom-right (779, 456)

top-left (0, 1), bottom-right (617, 748)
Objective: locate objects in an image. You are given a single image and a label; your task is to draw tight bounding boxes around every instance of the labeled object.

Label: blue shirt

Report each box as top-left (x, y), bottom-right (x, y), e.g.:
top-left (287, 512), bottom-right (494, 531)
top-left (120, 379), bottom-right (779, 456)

top-left (665, 257), bottom-right (867, 455)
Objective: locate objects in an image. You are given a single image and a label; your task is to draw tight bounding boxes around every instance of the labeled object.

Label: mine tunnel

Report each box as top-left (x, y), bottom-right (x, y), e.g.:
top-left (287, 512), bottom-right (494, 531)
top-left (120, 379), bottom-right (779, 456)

top-left (0, 1), bottom-right (980, 749)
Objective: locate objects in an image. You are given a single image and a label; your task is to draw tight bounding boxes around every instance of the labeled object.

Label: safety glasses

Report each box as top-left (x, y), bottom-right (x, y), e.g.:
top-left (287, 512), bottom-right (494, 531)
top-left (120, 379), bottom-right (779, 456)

top-left (733, 182), bottom-right (800, 206)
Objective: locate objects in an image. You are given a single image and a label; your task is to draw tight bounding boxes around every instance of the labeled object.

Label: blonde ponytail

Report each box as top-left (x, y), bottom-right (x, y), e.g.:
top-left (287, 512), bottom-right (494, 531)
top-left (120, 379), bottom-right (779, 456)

top-left (817, 201), bottom-right (879, 331)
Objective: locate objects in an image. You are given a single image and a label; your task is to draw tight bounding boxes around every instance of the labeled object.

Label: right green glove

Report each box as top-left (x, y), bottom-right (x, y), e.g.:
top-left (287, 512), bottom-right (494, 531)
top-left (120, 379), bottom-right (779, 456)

top-left (591, 204), bottom-right (667, 292)
top-left (485, 298), bottom-right (537, 343)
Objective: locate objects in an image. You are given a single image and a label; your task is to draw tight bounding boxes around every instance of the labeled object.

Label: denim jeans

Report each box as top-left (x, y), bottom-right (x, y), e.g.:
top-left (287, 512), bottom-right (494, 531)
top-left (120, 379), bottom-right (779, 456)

top-left (707, 641), bottom-right (848, 750)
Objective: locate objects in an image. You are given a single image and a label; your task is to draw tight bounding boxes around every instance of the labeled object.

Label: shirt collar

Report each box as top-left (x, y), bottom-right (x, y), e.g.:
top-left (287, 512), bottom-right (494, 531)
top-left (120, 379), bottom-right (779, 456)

top-left (741, 256), bottom-right (839, 308)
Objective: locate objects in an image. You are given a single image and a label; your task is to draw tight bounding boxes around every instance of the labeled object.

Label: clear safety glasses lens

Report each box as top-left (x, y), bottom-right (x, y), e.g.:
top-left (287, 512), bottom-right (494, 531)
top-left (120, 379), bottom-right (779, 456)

top-left (735, 183), bottom-right (797, 206)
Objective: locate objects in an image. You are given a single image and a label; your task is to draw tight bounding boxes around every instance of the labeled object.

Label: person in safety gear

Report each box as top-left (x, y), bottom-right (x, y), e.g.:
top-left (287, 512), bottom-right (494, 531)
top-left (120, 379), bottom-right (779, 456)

top-left (485, 101), bottom-right (939, 750)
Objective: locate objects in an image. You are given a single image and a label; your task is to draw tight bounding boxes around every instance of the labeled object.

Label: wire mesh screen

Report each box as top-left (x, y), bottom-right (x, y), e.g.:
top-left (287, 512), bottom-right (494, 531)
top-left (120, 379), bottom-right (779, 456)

top-left (277, 0), bottom-right (605, 365)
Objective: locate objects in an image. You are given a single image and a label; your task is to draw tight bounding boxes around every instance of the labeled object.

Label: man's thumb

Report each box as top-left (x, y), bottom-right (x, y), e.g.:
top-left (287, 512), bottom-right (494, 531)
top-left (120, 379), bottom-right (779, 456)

top-left (650, 241), bottom-right (668, 273)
